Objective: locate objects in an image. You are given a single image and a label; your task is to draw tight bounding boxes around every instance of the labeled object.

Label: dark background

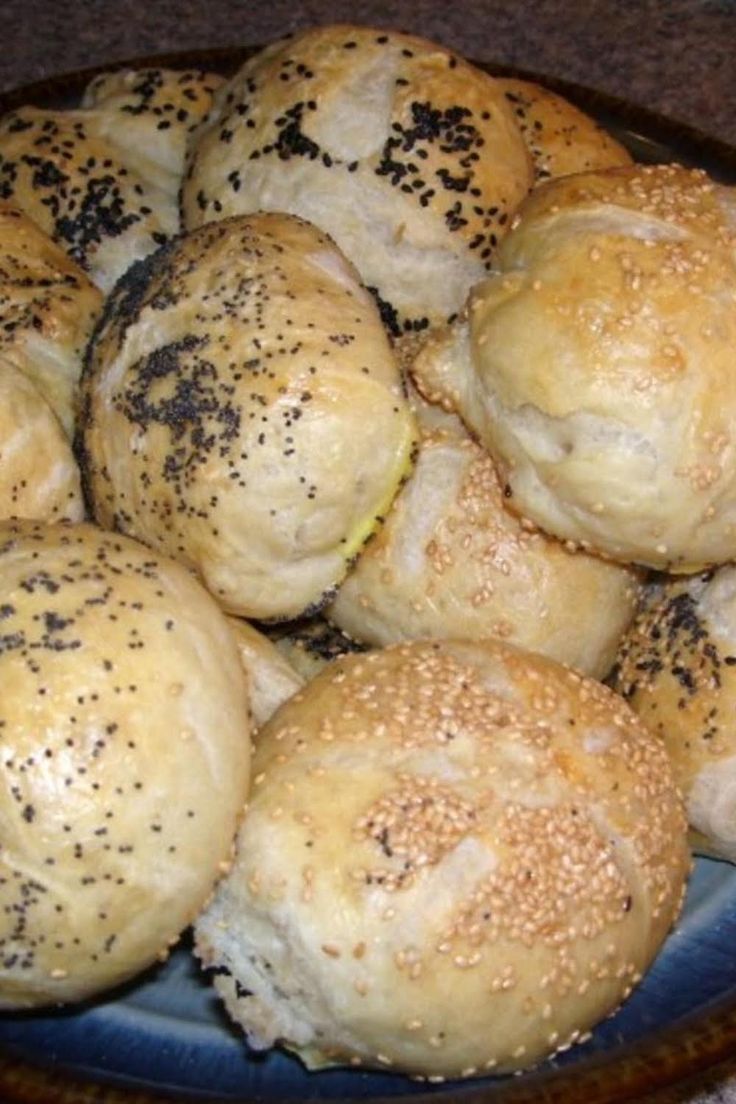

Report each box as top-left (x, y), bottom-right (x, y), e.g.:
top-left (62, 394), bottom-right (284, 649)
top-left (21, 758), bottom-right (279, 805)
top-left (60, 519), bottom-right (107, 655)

top-left (0, 0), bottom-right (734, 143)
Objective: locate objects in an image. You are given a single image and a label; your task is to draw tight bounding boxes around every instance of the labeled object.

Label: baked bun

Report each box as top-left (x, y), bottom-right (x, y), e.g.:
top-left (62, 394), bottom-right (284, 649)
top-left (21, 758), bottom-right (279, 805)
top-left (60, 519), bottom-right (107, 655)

top-left (497, 79), bottom-right (632, 183)
top-left (80, 67), bottom-right (224, 201)
top-left (328, 410), bottom-right (641, 677)
top-left (0, 106), bottom-right (177, 290)
top-left (0, 357), bottom-right (84, 522)
top-left (78, 212), bottom-right (416, 620)
top-left (227, 617), bottom-right (304, 727)
top-left (612, 567), bottom-right (736, 863)
top-left (411, 164), bottom-right (736, 571)
top-left (195, 639), bottom-right (688, 1079)
top-left (0, 520), bottom-right (251, 1009)
top-left (182, 25), bottom-right (532, 334)
top-left (0, 204), bottom-right (102, 436)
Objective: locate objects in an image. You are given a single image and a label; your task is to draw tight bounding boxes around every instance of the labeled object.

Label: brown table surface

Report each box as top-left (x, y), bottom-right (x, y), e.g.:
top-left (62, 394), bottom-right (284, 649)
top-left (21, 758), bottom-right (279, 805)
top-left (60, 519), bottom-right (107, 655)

top-left (0, 1), bottom-right (735, 1102)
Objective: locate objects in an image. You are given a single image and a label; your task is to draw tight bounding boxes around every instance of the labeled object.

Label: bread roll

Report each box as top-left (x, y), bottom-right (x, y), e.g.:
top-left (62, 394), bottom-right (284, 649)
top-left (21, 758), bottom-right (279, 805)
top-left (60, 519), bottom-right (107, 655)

top-left (411, 164), bottom-right (736, 571)
top-left (0, 520), bottom-right (251, 1009)
top-left (195, 639), bottom-right (688, 1079)
top-left (182, 25), bottom-right (532, 334)
top-left (0, 204), bottom-right (102, 436)
top-left (0, 356), bottom-right (83, 522)
top-left (497, 79), bottom-right (632, 183)
top-left (612, 567), bottom-right (736, 862)
top-left (328, 414), bottom-right (641, 677)
top-left (81, 67), bottom-right (224, 201)
top-left (227, 617), bottom-right (304, 727)
top-left (78, 212), bottom-right (416, 620)
top-left (0, 106), bottom-right (177, 291)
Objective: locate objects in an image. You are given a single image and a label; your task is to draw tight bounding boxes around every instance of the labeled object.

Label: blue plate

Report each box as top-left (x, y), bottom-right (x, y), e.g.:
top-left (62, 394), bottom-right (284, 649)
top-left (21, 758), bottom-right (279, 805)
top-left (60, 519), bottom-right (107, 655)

top-left (1, 856), bottom-right (735, 1101)
top-left (2, 48), bottom-right (736, 1104)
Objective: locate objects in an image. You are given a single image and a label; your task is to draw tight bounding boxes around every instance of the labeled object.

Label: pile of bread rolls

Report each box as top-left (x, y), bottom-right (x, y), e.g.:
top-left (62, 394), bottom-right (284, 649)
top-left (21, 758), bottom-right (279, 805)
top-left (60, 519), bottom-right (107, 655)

top-left (3, 20), bottom-right (736, 1086)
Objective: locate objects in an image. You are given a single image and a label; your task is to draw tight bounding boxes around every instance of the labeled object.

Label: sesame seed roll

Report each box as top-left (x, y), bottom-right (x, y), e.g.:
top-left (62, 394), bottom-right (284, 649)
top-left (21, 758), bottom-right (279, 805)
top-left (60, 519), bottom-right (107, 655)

top-left (195, 638), bottom-right (688, 1080)
top-left (412, 163), bottom-right (736, 572)
top-left (329, 381), bottom-right (642, 677)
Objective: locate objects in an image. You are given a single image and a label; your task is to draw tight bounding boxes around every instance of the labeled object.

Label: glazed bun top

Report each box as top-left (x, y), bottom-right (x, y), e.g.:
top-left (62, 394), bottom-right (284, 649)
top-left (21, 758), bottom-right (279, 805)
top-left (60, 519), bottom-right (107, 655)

top-left (497, 78), bottom-right (632, 183)
top-left (412, 164), bottom-right (736, 571)
top-left (182, 24), bottom-right (533, 334)
top-left (0, 520), bottom-right (251, 1009)
top-left (0, 204), bottom-right (102, 436)
top-left (78, 212), bottom-right (416, 620)
top-left (195, 638), bottom-right (687, 1079)
top-left (81, 67), bottom-right (225, 200)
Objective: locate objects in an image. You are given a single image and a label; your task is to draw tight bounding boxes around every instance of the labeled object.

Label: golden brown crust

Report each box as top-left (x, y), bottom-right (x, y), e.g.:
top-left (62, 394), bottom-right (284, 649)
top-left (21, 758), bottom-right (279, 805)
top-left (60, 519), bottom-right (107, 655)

top-left (497, 78), bottom-right (632, 184)
top-left (195, 638), bottom-right (687, 1079)
top-left (182, 24), bottom-right (533, 332)
top-left (0, 520), bottom-right (251, 1009)
top-left (78, 211), bottom-right (416, 619)
top-left (411, 164), bottom-right (736, 571)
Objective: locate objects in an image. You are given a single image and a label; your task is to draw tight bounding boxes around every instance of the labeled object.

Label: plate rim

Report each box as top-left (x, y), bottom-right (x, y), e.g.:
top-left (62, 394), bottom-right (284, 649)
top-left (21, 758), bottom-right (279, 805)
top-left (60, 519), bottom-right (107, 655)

top-left (1, 42), bottom-right (736, 1104)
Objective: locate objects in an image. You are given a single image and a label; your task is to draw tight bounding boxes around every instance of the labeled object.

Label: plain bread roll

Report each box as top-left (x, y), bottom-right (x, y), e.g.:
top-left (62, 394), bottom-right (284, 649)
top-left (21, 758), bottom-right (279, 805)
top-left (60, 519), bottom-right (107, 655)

top-left (0, 356), bottom-right (84, 522)
top-left (226, 617), bottom-right (304, 727)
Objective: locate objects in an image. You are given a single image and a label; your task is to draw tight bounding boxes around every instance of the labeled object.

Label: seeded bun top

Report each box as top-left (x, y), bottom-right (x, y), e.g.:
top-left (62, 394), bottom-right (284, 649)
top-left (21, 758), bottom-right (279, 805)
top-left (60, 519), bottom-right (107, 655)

top-left (182, 24), bottom-right (533, 334)
top-left (497, 78), bottom-right (632, 184)
top-left (412, 164), bottom-right (736, 571)
top-left (195, 638), bottom-right (687, 1080)
top-left (613, 566), bottom-right (736, 862)
top-left (78, 212), bottom-right (416, 619)
top-left (0, 520), bottom-right (251, 1009)
top-left (81, 67), bottom-right (224, 200)
top-left (0, 204), bottom-right (102, 436)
